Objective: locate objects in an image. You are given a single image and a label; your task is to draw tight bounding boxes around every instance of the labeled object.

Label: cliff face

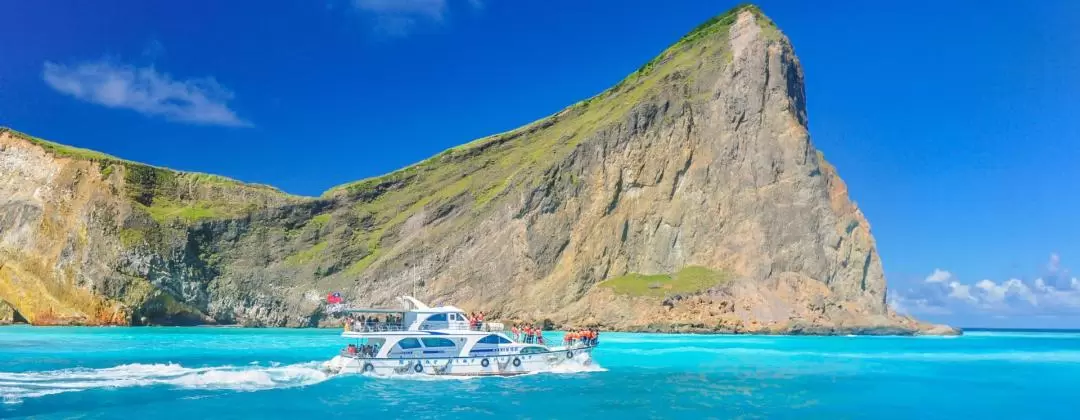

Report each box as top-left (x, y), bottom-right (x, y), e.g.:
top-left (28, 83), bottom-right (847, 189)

top-left (0, 6), bottom-right (946, 333)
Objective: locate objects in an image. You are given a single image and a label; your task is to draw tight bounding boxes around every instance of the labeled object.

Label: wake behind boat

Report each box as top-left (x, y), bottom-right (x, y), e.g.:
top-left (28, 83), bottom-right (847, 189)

top-left (322, 296), bottom-right (599, 377)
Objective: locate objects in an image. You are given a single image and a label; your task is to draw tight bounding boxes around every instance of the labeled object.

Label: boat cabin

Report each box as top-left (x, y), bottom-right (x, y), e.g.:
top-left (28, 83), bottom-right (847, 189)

top-left (333, 296), bottom-right (545, 360)
top-left (343, 333), bottom-right (549, 359)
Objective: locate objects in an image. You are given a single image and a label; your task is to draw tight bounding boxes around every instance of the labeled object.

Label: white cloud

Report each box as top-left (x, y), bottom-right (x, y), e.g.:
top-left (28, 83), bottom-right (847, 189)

top-left (354, 0), bottom-right (447, 20)
top-left (925, 269), bottom-right (952, 283)
top-left (946, 281), bottom-right (975, 302)
top-left (43, 59), bottom-right (249, 127)
top-left (890, 254), bottom-right (1080, 318)
top-left (975, 278), bottom-right (1037, 306)
top-left (350, 0), bottom-right (482, 36)
top-left (1035, 277), bottom-right (1080, 309)
top-left (888, 295), bottom-right (953, 315)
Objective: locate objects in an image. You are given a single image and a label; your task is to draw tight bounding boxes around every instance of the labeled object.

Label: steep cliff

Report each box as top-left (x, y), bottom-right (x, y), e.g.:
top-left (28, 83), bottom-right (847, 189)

top-left (0, 5), bottom-right (948, 334)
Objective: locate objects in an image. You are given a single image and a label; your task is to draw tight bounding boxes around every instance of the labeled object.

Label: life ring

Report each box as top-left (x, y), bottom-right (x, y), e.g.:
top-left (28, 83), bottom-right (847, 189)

top-left (481, 358), bottom-right (490, 368)
top-left (363, 363), bottom-right (375, 373)
top-left (566, 350), bottom-right (574, 359)
top-left (512, 357), bottom-right (522, 367)
top-left (413, 363), bottom-right (424, 373)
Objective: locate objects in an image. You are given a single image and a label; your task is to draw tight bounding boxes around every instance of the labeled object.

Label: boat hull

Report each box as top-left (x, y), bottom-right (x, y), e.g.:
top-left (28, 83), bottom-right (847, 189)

top-left (323, 347), bottom-right (595, 377)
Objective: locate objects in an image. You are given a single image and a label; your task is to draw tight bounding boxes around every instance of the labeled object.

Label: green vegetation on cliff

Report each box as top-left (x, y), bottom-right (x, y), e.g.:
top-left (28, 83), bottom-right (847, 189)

top-left (0, 127), bottom-right (296, 226)
top-left (0, 127), bottom-right (120, 161)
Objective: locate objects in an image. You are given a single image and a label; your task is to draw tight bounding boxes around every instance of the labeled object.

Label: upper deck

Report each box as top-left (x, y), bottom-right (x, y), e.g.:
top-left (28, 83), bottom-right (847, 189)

top-left (330, 296), bottom-right (504, 334)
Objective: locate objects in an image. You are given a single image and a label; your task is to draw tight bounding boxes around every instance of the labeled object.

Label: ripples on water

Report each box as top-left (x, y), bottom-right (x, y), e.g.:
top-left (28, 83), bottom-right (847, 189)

top-left (1, 327), bottom-right (1077, 419)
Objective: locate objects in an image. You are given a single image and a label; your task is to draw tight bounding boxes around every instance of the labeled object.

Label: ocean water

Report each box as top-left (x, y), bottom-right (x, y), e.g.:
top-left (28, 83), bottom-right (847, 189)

top-left (1, 327), bottom-right (1077, 419)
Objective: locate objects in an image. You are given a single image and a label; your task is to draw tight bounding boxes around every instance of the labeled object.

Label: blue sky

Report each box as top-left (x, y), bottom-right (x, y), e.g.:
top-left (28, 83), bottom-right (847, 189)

top-left (1, 0), bottom-right (1078, 328)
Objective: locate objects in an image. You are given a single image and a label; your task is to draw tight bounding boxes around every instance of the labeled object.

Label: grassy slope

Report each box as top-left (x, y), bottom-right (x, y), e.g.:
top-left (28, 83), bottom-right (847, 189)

top-left (317, 4), bottom-right (777, 275)
top-left (0, 127), bottom-right (298, 224)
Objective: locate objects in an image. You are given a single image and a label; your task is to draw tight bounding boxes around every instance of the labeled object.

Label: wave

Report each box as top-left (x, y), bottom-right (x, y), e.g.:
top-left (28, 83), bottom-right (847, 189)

top-left (0, 362), bottom-right (329, 405)
top-left (605, 346), bottom-right (1080, 363)
top-left (595, 335), bottom-right (777, 345)
top-left (544, 356), bottom-right (607, 374)
top-left (0, 353), bottom-right (605, 402)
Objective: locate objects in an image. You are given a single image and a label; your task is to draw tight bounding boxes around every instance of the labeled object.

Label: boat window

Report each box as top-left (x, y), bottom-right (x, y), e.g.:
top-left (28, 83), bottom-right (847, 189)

top-left (448, 313), bottom-right (458, 321)
top-left (519, 346), bottom-right (545, 354)
top-left (421, 337), bottom-right (456, 348)
top-left (426, 313), bottom-right (447, 322)
top-left (478, 334), bottom-right (512, 344)
top-left (396, 338), bottom-right (422, 349)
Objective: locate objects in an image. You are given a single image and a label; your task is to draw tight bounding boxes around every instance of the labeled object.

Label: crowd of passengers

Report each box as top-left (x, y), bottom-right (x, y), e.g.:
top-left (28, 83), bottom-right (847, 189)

top-left (564, 328), bottom-right (600, 347)
top-left (342, 314), bottom-right (402, 331)
top-left (509, 325), bottom-right (600, 347)
top-left (344, 343), bottom-right (379, 357)
top-left (467, 312), bottom-right (486, 330)
top-left (510, 325), bottom-right (545, 344)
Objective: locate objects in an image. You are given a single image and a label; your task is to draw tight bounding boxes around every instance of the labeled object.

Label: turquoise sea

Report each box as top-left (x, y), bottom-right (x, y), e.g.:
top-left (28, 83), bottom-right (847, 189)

top-left (1, 327), bottom-right (1077, 419)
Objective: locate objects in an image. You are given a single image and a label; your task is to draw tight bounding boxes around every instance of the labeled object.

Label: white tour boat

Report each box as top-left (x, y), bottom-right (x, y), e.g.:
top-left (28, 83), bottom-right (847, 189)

top-left (322, 296), bottom-right (597, 376)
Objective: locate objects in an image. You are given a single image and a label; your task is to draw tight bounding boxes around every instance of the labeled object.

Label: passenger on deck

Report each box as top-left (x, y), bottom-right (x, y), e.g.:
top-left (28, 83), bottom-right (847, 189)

top-left (511, 325), bottom-right (519, 341)
top-left (346, 344), bottom-right (357, 355)
top-left (536, 328), bottom-right (545, 345)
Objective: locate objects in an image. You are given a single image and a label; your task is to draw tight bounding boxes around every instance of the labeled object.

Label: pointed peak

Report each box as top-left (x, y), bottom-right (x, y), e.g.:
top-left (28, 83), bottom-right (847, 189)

top-left (676, 4), bottom-right (783, 48)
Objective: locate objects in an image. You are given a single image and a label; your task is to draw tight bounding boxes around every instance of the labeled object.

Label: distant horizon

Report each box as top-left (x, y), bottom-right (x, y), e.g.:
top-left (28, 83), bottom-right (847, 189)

top-left (4, 323), bottom-right (1080, 334)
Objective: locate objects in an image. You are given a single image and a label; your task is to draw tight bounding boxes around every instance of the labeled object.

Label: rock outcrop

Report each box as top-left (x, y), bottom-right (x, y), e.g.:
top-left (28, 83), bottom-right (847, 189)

top-left (0, 5), bottom-right (950, 334)
top-left (0, 300), bottom-right (15, 325)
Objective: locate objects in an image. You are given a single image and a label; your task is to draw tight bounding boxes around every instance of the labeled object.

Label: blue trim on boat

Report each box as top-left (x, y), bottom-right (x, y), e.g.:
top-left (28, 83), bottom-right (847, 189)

top-left (342, 345), bottom-right (595, 362)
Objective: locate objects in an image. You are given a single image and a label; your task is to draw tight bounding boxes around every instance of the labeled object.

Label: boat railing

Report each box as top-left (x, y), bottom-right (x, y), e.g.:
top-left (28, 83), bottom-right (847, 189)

top-left (507, 334), bottom-right (599, 347)
top-left (467, 322), bottom-right (506, 332)
top-left (340, 349), bottom-right (375, 359)
top-left (346, 322), bottom-right (406, 332)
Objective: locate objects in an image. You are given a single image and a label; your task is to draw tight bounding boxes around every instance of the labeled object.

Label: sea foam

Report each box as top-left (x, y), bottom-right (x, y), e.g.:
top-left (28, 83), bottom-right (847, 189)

top-left (0, 362), bottom-right (329, 404)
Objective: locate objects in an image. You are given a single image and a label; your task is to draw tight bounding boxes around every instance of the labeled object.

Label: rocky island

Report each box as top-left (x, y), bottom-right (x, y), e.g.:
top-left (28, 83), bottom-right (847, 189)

top-left (0, 5), bottom-right (956, 335)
